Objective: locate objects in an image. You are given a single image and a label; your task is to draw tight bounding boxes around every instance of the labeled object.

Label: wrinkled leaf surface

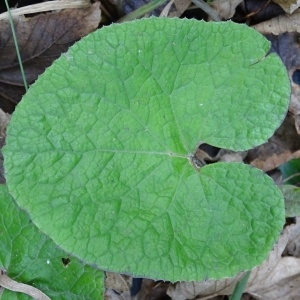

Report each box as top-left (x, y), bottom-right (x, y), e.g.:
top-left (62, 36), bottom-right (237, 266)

top-left (4, 18), bottom-right (289, 281)
top-left (0, 185), bottom-right (104, 299)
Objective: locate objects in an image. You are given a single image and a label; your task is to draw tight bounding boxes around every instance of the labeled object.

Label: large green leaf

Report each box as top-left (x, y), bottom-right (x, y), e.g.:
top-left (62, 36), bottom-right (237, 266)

top-left (3, 18), bottom-right (289, 281)
top-left (0, 185), bottom-right (104, 299)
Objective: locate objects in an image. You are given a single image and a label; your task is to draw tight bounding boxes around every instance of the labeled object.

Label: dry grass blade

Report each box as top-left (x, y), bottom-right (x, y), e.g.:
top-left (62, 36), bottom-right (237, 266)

top-left (252, 9), bottom-right (300, 34)
top-left (191, 0), bottom-right (221, 21)
top-left (159, 0), bottom-right (175, 17)
top-left (0, 271), bottom-right (50, 300)
top-left (0, 0), bottom-right (90, 20)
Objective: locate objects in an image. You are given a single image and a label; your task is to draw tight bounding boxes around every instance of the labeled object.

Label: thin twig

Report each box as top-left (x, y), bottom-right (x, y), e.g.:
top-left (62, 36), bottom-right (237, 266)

top-left (0, 271), bottom-right (50, 300)
top-left (191, 0), bottom-right (221, 21)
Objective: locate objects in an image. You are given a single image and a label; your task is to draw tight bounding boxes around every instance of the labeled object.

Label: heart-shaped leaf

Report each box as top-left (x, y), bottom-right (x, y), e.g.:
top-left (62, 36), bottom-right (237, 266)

top-left (3, 18), bottom-right (289, 281)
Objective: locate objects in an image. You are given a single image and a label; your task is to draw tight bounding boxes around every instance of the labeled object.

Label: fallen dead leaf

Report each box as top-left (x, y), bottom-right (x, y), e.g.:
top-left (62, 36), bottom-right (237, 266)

top-left (246, 114), bottom-right (300, 172)
top-left (194, 144), bottom-right (247, 166)
top-left (168, 0), bottom-right (191, 17)
top-left (105, 272), bottom-right (131, 294)
top-left (104, 274), bottom-right (170, 300)
top-left (246, 219), bottom-right (300, 299)
top-left (272, 0), bottom-right (300, 14)
top-left (243, 0), bottom-right (285, 25)
top-left (0, 2), bottom-right (101, 112)
top-left (268, 32), bottom-right (300, 129)
top-left (268, 32), bottom-right (300, 132)
top-left (167, 221), bottom-right (299, 300)
top-left (0, 108), bottom-right (10, 185)
top-left (283, 217), bottom-right (300, 257)
top-left (168, 274), bottom-right (245, 300)
top-left (210, 0), bottom-right (243, 19)
top-left (105, 272), bottom-right (131, 300)
top-left (0, 108), bottom-right (10, 138)
top-left (252, 8), bottom-right (300, 34)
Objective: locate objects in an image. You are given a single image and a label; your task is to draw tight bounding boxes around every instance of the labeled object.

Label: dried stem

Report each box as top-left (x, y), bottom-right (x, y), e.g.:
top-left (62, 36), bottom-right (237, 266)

top-left (0, 271), bottom-right (50, 300)
top-left (191, 0), bottom-right (221, 21)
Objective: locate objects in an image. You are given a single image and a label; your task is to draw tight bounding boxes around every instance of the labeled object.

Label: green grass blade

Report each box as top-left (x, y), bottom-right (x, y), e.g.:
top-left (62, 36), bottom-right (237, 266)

top-left (118, 0), bottom-right (168, 22)
top-left (229, 271), bottom-right (251, 300)
top-left (4, 0), bottom-right (28, 91)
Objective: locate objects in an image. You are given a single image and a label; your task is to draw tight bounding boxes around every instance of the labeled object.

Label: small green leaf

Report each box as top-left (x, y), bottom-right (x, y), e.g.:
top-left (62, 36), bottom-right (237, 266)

top-left (3, 18), bottom-right (289, 281)
top-left (280, 184), bottom-right (300, 217)
top-left (0, 185), bottom-right (104, 299)
top-left (279, 158), bottom-right (300, 185)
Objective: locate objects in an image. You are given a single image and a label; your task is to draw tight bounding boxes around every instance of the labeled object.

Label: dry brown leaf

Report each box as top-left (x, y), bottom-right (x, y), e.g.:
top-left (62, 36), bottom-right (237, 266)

top-left (284, 217), bottom-right (300, 258)
top-left (217, 149), bottom-right (247, 162)
top-left (266, 32), bottom-right (300, 133)
top-left (169, 0), bottom-right (191, 17)
top-left (167, 274), bottom-right (244, 300)
top-left (289, 70), bottom-right (300, 133)
top-left (252, 9), bottom-right (300, 34)
top-left (247, 115), bottom-right (300, 172)
top-left (0, 2), bottom-right (101, 112)
top-left (105, 289), bottom-right (130, 300)
top-left (0, 108), bottom-right (10, 184)
top-left (272, 0), bottom-right (300, 14)
top-left (0, 108), bottom-right (10, 138)
top-left (105, 272), bottom-right (131, 294)
top-left (167, 223), bottom-right (297, 300)
top-left (104, 272), bottom-right (131, 300)
top-left (210, 0), bottom-right (243, 19)
top-left (246, 219), bottom-right (300, 299)
top-left (104, 275), bottom-right (170, 300)
top-left (244, 0), bottom-right (285, 25)
top-left (249, 258), bottom-right (300, 299)
top-left (194, 144), bottom-right (247, 165)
